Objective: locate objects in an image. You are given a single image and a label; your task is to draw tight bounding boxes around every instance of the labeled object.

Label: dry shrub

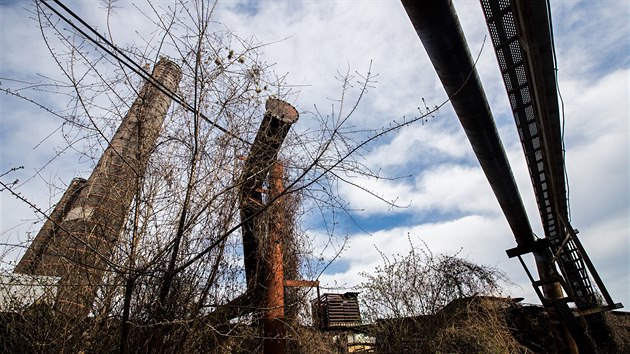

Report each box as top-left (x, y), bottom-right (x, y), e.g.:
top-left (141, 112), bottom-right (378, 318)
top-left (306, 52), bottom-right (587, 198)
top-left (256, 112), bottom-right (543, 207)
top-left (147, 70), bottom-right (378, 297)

top-left (368, 297), bottom-right (531, 354)
top-left (0, 305), bottom-right (121, 353)
top-left (603, 311), bottom-right (630, 353)
top-left (432, 297), bottom-right (530, 354)
top-left (359, 238), bottom-right (534, 353)
top-left (286, 326), bottom-right (338, 354)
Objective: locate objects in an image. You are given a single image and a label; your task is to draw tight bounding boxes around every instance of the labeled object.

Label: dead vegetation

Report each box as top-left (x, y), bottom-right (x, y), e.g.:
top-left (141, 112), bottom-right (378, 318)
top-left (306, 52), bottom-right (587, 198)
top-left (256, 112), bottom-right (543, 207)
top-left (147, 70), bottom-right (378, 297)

top-left (358, 238), bottom-right (530, 353)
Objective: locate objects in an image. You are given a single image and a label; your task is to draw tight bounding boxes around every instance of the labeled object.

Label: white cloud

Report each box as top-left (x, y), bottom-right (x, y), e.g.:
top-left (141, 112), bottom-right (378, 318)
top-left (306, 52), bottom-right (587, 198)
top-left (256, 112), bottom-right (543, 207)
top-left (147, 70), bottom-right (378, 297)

top-left (319, 213), bottom-right (537, 300)
top-left (337, 162), bottom-right (498, 217)
top-left (364, 121), bottom-right (471, 168)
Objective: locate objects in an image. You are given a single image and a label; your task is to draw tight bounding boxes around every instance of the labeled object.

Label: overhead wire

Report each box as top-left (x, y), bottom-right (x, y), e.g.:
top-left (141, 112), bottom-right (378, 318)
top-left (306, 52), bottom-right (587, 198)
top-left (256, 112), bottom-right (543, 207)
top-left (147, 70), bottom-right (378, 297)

top-left (40, 0), bottom-right (251, 145)
top-left (545, 0), bottom-right (571, 221)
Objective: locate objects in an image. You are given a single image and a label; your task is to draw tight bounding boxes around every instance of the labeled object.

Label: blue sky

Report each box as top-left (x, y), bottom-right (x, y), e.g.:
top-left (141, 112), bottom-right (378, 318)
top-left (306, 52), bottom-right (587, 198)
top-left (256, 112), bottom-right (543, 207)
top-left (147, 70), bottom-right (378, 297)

top-left (1, 0), bottom-right (628, 309)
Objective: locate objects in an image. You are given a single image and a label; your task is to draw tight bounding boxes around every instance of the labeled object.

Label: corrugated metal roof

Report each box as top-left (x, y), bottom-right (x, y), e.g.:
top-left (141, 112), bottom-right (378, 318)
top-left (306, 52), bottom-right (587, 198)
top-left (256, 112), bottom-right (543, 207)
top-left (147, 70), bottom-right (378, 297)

top-left (313, 292), bottom-right (362, 329)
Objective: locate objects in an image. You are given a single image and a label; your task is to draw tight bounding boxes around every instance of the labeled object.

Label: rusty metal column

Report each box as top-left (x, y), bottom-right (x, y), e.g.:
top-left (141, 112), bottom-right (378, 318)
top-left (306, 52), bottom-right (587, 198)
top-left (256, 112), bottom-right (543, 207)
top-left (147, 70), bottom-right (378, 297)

top-left (239, 98), bottom-right (298, 292)
top-left (20, 58), bottom-right (182, 317)
top-left (264, 162), bottom-right (287, 354)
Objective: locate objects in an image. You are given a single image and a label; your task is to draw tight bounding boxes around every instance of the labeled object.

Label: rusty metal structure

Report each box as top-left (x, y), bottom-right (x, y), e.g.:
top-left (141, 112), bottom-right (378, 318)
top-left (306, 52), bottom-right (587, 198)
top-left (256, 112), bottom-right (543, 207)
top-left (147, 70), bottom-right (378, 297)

top-left (480, 1), bottom-right (622, 351)
top-left (14, 58), bottom-right (182, 317)
top-left (194, 99), bottom-right (305, 344)
top-left (201, 98), bottom-right (298, 353)
top-left (239, 98), bottom-right (299, 292)
top-left (401, 0), bottom-right (621, 352)
top-left (479, 0), bottom-right (620, 313)
top-left (264, 162), bottom-right (289, 354)
top-left (232, 98), bottom-right (332, 353)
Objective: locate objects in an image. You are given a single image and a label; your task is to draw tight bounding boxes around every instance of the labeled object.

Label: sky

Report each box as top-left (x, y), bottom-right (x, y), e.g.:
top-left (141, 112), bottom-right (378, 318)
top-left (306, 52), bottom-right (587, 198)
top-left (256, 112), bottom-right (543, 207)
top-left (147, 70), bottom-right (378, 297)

top-left (0, 0), bottom-right (628, 310)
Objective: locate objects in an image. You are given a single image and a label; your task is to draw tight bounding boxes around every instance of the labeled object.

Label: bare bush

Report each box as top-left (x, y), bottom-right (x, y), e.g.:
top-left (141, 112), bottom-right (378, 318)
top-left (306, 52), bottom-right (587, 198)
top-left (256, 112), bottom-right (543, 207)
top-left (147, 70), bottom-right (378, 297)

top-left (359, 236), bottom-right (528, 353)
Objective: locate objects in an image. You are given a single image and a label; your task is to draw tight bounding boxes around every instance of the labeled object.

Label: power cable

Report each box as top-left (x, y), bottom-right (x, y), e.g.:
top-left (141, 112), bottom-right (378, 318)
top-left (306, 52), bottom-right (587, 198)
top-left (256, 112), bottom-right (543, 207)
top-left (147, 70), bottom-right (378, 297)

top-left (40, 0), bottom-right (251, 145)
top-left (545, 0), bottom-right (571, 221)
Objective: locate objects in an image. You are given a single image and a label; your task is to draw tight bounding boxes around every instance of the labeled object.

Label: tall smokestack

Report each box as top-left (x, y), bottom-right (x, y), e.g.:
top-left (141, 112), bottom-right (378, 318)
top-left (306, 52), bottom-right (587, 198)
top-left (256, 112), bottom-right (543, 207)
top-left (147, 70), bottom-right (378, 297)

top-left (15, 58), bottom-right (182, 317)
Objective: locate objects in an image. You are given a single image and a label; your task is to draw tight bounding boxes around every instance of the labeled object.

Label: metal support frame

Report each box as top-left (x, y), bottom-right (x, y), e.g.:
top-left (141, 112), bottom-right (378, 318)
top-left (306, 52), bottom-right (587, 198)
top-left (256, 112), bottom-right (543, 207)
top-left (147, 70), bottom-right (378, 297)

top-left (480, 0), bottom-right (622, 314)
top-left (399, 1), bottom-right (613, 352)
